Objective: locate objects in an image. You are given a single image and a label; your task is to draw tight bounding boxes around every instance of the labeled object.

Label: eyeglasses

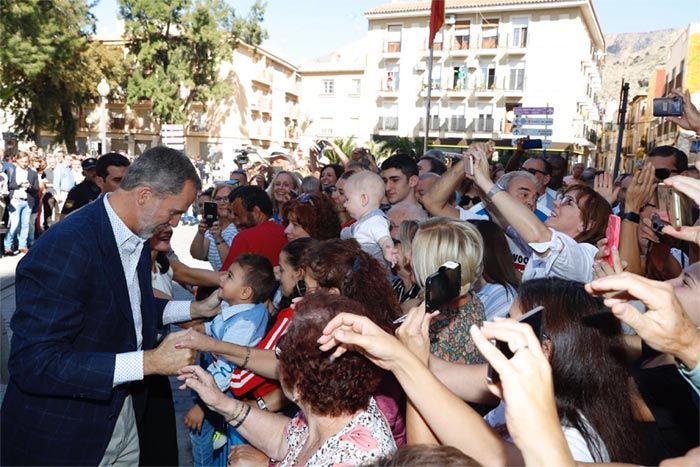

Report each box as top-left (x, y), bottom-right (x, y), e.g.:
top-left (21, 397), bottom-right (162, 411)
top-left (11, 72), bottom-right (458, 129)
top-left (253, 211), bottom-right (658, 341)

top-left (522, 167), bottom-right (548, 177)
top-left (654, 168), bottom-right (679, 181)
top-left (555, 194), bottom-right (579, 208)
top-left (213, 196), bottom-right (229, 203)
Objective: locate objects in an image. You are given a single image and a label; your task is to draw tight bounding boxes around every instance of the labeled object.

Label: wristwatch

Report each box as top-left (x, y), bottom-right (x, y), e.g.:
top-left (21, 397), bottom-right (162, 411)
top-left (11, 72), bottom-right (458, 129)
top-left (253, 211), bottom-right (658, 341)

top-left (486, 184), bottom-right (504, 200)
top-left (256, 397), bottom-right (268, 411)
top-left (621, 211), bottom-right (640, 224)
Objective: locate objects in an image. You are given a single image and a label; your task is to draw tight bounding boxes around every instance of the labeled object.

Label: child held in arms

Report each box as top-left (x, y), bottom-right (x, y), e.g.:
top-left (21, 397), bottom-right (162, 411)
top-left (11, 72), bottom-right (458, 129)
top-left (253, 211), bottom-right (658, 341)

top-left (341, 171), bottom-right (399, 267)
top-left (184, 253), bottom-right (275, 464)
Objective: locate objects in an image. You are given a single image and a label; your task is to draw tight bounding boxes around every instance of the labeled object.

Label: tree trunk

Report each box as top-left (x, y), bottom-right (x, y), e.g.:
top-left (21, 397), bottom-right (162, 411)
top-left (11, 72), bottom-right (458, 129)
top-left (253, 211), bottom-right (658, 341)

top-left (60, 101), bottom-right (77, 153)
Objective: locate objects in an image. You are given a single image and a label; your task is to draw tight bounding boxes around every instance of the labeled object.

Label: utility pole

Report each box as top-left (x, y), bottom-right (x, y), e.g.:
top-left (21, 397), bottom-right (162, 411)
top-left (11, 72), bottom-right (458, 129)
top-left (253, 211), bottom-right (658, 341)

top-left (423, 47), bottom-right (434, 155)
top-left (613, 80), bottom-right (630, 179)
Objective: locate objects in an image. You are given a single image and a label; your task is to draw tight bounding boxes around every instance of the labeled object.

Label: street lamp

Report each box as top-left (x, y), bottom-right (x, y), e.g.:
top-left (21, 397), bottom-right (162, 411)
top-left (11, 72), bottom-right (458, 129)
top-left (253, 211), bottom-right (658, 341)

top-left (97, 78), bottom-right (110, 155)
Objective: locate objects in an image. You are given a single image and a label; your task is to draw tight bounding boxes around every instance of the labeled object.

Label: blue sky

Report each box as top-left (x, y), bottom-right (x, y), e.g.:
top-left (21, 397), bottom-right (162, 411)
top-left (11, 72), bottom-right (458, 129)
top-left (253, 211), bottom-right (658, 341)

top-left (95, 0), bottom-right (700, 64)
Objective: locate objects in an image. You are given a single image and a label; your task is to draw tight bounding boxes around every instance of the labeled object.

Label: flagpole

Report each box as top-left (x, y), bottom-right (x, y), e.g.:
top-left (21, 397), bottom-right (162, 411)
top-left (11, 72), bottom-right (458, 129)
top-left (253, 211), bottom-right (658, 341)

top-left (423, 45), bottom-right (434, 155)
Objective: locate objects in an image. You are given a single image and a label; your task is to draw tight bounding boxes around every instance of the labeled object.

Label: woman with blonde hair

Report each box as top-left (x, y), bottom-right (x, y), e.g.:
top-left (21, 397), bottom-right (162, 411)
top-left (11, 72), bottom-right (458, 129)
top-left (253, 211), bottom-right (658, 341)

top-left (267, 170), bottom-right (301, 222)
top-left (411, 217), bottom-right (486, 364)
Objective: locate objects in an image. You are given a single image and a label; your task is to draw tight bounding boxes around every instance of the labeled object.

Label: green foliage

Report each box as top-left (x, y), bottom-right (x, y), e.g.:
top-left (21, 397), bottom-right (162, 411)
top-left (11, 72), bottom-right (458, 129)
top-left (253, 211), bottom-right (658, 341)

top-left (382, 137), bottom-right (425, 159)
top-left (0, 0), bottom-right (124, 151)
top-left (119, 0), bottom-right (268, 124)
top-left (333, 136), bottom-right (356, 158)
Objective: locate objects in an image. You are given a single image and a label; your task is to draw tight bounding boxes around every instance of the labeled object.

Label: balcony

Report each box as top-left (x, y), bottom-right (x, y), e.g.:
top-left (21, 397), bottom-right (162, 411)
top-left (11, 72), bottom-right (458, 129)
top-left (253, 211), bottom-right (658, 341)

top-left (249, 123), bottom-right (272, 140)
top-left (286, 80), bottom-right (302, 97)
top-left (421, 41), bottom-right (444, 57)
top-left (450, 35), bottom-right (471, 56)
top-left (418, 116), bottom-right (446, 132)
top-left (252, 68), bottom-right (273, 87)
top-left (251, 95), bottom-right (272, 113)
top-left (381, 42), bottom-right (401, 59)
top-left (447, 116), bottom-right (472, 133)
top-left (376, 116), bottom-right (399, 132)
top-left (504, 32), bottom-right (527, 54)
top-left (419, 81), bottom-right (444, 98)
top-left (445, 81), bottom-right (470, 98)
top-left (474, 117), bottom-right (495, 133)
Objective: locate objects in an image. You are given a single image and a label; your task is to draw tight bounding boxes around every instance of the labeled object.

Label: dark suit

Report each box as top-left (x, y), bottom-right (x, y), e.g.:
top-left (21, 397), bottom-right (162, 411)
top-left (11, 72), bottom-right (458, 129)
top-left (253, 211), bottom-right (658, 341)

top-left (0, 196), bottom-right (168, 465)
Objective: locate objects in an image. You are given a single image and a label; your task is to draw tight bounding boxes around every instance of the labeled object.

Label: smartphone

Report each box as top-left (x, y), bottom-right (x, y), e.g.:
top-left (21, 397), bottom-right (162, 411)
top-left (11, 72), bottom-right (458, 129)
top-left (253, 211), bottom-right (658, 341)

top-left (657, 184), bottom-right (693, 228)
top-left (653, 96), bottom-right (683, 117)
top-left (486, 305), bottom-right (545, 384)
top-left (522, 139), bottom-right (543, 150)
top-left (603, 214), bottom-right (621, 267)
top-left (425, 261), bottom-right (461, 312)
top-left (464, 155), bottom-right (475, 176)
top-left (203, 201), bottom-right (218, 227)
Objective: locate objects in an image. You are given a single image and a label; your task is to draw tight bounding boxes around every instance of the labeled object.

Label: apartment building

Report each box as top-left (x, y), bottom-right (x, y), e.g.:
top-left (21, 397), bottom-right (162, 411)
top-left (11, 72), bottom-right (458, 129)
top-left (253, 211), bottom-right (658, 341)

top-left (298, 38), bottom-right (370, 144)
top-left (364, 0), bottom-right (604, 152)
top-left (35, 39), bottom-right (302, 161)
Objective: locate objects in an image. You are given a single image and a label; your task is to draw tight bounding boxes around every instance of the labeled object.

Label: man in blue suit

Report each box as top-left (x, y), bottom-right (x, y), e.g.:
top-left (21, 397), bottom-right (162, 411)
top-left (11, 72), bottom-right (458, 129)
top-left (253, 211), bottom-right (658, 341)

top-left (1, 146), bottom-right (221, 465)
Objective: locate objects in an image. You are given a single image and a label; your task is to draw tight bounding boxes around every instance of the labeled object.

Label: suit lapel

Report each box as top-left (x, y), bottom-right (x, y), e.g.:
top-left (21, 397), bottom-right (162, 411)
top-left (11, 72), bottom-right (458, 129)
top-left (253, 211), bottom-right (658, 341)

top-left (137, 244), bottom-right (155, 350)
top-left (94, 197), bottom-right (137, 347)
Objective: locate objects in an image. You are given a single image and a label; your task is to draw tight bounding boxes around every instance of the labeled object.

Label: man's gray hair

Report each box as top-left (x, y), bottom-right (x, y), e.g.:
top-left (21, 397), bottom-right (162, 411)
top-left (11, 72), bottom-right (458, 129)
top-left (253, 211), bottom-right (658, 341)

top-left (388, 201), bottom-right (429, 222)
top-left (301, 175), bottom-right (320, 193)
top-left (119, 146), bottom-right (202, 195)
top-left (497, 170), bottom-right (538, 191)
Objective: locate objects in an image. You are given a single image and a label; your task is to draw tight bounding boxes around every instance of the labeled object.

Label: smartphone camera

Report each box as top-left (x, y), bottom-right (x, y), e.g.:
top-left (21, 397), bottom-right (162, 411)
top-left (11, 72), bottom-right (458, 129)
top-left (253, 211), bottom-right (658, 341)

top-left (425, 261), bottom-right (461, 312)
top-left (653, 96), bottom-right (683, 117)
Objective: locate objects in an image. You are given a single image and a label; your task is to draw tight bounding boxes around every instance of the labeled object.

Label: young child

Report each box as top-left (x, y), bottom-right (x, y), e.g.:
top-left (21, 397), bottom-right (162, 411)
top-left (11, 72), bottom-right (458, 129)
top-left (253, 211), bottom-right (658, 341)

top-left (184, 253), bottom-right (275, 466)
top-left (340, 171), bottom-right (398, 267)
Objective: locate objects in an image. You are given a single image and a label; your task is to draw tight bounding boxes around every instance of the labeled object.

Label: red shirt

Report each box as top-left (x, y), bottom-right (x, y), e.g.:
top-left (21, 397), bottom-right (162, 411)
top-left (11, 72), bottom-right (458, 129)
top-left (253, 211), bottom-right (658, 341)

top-left (229, 307), bottom-right (295, 398)
top-left (221, 220), bottom-right (287, 271)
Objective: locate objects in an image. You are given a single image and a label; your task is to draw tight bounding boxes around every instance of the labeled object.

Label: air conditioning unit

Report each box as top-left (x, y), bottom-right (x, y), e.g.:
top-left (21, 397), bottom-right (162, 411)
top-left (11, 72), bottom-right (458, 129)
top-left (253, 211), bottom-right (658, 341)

top-left (446, 15), bottom-right (456, 25)
top-left (415, 62), bottom-right (427, 72)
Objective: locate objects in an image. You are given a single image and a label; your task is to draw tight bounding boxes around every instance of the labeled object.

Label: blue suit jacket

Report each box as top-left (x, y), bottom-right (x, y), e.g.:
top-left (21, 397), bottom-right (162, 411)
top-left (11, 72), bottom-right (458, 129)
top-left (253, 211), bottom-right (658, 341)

top-left (0, 196), bottom-right (168, 465)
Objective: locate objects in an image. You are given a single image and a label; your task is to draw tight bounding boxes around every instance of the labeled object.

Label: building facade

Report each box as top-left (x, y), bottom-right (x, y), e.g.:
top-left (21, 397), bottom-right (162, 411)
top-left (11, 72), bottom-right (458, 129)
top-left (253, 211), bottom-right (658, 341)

top-left (363, 0), bottom-right (604, 153)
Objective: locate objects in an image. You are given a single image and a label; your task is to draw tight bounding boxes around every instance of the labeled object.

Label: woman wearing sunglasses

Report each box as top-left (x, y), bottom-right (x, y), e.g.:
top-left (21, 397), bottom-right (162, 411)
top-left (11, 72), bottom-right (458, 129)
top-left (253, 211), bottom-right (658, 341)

top-left (467, 144), bottom-right (610, 283)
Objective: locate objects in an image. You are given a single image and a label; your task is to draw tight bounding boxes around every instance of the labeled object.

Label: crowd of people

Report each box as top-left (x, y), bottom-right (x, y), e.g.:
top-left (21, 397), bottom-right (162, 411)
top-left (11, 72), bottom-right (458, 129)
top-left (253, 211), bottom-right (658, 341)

top-left (1, 87), bottom-right (700, 467)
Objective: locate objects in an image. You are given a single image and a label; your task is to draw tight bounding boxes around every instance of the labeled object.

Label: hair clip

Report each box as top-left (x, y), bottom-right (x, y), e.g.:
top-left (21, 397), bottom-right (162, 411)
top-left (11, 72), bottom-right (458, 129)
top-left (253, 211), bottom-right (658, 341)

top-left (352, 256), bottom-right (361, 273)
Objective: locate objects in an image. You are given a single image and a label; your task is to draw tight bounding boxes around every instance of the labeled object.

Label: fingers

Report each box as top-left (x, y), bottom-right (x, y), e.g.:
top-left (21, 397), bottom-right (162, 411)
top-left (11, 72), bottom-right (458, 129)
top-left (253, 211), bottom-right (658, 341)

top-left (481, 319), bottom-right (543, 354)
top-left (665, 176), bottom-right (700, 205)
top-left (320, 312), bottom-right (371, 338)
top-left (612, 248), bottom-right (624, 274)
top-left (662, 225), bottom-right (700, 246)
top-left (586, 272), bottom-right (672, 310)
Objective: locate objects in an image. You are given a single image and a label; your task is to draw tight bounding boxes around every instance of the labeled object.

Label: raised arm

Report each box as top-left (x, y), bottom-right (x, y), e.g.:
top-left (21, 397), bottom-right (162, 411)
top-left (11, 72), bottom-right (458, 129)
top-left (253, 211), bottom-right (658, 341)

top-left (619, 164), bottom-right (655, 275)
top-left (189, 220), bottom-right (210, 261)
top-left (421, 157), bottom-right (464, 218)
top-left (170, 259), bottom-right (222, 288)
top-left (468, 145), bottom-right (551, 244)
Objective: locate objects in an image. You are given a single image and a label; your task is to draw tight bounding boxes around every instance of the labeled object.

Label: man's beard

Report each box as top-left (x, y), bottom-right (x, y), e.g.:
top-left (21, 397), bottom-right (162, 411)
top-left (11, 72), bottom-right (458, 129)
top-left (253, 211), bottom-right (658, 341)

top-left (137, 200), bottom-right (164, 240)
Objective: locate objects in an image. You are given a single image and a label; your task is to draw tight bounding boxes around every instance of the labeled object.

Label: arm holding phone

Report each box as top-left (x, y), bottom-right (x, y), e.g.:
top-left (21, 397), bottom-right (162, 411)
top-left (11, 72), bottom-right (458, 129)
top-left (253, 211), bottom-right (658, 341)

top-left (619, 164), bottom-right (655, 275)
top-left (420, 157), bottom-right (466, 219)
top-left (665, 88), bottom-right (700, 135)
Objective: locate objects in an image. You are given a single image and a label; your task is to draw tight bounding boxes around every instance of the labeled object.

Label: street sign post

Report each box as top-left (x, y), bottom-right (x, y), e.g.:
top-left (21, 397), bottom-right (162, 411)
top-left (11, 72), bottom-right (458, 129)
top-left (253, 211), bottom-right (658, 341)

top-left (514, 107), bottom-right (554, 116)
top-left (513, 117), bottom-right (554, 126)
top-left (512, 127), bottom-right (553, 137)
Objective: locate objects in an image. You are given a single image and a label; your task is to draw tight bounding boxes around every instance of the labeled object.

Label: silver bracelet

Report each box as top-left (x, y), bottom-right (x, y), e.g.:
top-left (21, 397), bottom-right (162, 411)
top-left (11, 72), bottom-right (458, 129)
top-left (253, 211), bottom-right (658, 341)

top-left (487, 184), bottom-right (504, 200)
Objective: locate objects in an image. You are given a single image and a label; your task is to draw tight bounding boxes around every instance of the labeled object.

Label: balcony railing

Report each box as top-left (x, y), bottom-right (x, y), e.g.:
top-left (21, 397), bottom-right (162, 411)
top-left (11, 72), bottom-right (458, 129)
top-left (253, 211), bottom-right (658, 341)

top-left (448, 116), bottom-right (471, 132)
top-left (376, 116), bottom-right (399, 131)
top-left (475, 118), bottom-right (495, 132)
top-left (418, 116), bottom-right (445, 131)
top-left (384, 42), bottom-right (401, 53)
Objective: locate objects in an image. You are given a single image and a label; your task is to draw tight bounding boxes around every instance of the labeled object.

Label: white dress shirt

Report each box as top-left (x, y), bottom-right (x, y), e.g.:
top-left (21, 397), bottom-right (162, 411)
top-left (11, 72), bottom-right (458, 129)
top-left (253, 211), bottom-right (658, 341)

top-left (104, 195), bottom-right (191, 387)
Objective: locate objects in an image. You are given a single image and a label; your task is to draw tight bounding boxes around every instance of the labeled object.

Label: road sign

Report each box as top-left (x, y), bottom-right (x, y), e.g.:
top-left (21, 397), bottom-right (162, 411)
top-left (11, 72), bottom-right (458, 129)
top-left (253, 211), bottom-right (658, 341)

top-left (512, 127), bottom-right (553, 137)
top-left (161, 123), bottom-right (185, 150)
top-left (513, 117), bottom-right (554, 126)
top-left (514, 107), bottom-right (554, 116)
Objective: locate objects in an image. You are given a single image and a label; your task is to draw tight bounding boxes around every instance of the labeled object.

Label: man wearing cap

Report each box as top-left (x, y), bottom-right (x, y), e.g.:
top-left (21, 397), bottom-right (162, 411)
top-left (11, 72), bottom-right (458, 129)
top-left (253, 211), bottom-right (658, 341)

top-left (60, 156), bottom-right (101, 219)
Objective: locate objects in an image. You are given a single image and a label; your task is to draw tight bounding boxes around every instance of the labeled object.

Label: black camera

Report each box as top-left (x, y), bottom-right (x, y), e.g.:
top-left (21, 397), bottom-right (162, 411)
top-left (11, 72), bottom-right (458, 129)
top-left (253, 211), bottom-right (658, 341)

top-left (233, 150), bottom-right (250, 166)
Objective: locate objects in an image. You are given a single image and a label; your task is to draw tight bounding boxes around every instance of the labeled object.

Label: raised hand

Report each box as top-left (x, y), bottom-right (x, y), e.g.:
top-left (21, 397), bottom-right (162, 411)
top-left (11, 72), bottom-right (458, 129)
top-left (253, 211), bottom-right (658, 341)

top-left (395, 302), bottom-right (438, 366)
top-left (594, 171), bottom-right (620, 205)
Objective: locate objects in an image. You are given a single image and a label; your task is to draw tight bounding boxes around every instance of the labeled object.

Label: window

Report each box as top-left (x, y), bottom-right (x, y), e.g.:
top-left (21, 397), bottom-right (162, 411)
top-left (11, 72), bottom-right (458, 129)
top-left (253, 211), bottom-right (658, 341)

top-left (454, 20), bottom-right (471, 49)
top-left (387, 25), bottom-right (402, 52)
top-left (322, 79), bottom-right (335, 95)
top-left (511, 17), bottom-right (528, 47)
top-left (480, 64), bottom-right (496, 90)
top-left (379, 103), bottom-right (398, 131)
top-left (481, 19), bottom-right (499, 48)
top-left (509, 68), bottom-right (524, 90)
top-left (477, 104), bottom-right (494, 132)
top-left (386, 66), bottom-right (400, 91)
top-left (429, 64), bottom-right (442, 89)
top-left (452, 65), bottom-right (467, 90)
top-left (432, 28), bottom-right (444, 50)
top-left (351, 78), bottom-right (361, 95)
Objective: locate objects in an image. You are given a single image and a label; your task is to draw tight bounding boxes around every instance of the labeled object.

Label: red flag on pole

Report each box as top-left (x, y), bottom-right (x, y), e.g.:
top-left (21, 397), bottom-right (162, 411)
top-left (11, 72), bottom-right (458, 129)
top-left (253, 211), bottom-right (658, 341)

top-left (429, 0), bottom-right (445, 48)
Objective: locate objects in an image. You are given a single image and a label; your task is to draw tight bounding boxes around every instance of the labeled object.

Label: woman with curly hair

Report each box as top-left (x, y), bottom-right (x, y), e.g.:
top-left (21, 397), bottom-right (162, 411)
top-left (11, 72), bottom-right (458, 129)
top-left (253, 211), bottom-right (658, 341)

top-left (180, 293), bottom-right (397, 466)
top-left (281, 192), bottom-right (340, 242)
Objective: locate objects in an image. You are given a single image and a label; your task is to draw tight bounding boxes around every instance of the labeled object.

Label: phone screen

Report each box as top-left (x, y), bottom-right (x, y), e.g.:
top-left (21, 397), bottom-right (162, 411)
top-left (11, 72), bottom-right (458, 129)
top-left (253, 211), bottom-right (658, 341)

top-left (425, 261), bottom-right (461, 312)
top-left (486, 306), bottom-right (544, 384)
top-left (604, 214), bottom-right (621, 267)
top-left (204, 201), bottom-right (218, 227)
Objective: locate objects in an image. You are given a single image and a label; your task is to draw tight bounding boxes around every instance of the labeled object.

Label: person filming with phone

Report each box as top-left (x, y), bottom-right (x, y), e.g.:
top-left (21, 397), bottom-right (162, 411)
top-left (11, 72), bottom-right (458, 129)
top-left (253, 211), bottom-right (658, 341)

top-left (190, 181), bottom-right (238, 272)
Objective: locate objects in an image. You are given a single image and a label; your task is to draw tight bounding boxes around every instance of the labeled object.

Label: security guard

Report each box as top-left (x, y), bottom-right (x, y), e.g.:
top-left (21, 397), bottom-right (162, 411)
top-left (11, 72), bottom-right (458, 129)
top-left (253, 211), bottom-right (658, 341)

top-left (60, 157), bottom-right (101, 219)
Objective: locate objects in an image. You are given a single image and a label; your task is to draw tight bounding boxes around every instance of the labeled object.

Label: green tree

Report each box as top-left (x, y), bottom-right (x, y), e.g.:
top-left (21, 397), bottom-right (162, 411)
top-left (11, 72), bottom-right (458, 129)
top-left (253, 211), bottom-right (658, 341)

top-left (118, 0), bottom-right (268, 124)
top-left (0, 0), bottom-right (124, 151)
